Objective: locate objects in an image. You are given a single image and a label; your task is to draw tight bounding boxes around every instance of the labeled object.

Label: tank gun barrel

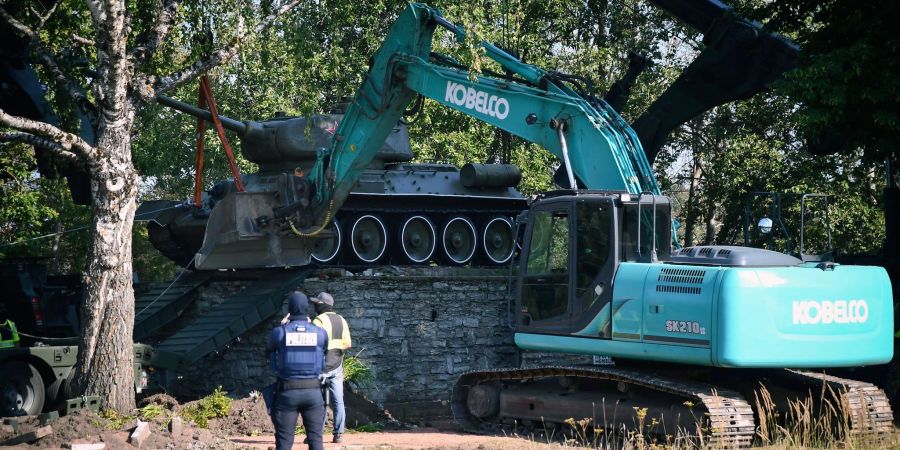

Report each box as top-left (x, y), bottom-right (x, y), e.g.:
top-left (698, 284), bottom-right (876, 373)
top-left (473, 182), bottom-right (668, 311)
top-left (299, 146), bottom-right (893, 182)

top-left (157, 95), bottom-right (248, 134)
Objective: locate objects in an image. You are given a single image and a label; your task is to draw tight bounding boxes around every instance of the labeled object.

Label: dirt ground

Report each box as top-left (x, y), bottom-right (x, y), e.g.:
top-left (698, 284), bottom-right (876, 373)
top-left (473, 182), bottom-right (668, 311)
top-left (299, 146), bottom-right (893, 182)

top-left (0, 390), bottom-right (579, 450)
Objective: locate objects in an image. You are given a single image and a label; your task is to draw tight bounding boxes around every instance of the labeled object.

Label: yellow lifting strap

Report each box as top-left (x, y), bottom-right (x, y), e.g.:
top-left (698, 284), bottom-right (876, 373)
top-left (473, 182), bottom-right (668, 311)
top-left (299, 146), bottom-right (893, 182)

top-left (313, 312), bottom-right (351, 351)
top-left (0, 320), bottom-right (20, 348)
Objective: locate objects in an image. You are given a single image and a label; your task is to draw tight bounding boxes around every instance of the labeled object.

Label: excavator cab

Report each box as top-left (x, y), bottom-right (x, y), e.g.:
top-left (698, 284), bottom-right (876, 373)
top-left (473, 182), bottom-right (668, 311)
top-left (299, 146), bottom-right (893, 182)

top-left (516, 192), bottom-right (671, 336)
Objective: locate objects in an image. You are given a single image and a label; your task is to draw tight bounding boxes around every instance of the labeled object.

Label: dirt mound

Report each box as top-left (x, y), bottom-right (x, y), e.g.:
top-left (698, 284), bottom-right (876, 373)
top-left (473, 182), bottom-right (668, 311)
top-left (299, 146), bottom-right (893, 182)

top-left (0, 407), bottom-right (241, 449)
top-left (211, 386), bottom-right (399, 436)
top-left (140, 392), bottom-right (181, 410)
top-left (210, 391), bottom-right (274, 436)
top-left (0, 389), bottom-right (399, 448)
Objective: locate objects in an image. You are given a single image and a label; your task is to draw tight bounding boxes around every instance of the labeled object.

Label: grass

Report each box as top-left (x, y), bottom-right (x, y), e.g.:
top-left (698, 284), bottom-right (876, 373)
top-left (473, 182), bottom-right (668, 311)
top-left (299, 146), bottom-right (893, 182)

top-left (500, 385), bottom-right (898, 450)
top-left (343, 350), bottom-right (374, 387)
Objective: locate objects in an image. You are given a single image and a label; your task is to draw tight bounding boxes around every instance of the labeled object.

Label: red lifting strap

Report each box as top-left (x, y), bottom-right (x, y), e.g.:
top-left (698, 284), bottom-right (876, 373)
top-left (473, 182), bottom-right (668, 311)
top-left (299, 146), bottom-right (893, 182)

top-left (193, 75), bottom-right (245, 207)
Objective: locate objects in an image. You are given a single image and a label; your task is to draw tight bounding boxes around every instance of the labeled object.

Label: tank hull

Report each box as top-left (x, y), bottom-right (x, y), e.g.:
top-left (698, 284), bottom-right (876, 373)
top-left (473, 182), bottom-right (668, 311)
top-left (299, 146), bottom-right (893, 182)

top-left (142, 165), bottom-right (526, 269)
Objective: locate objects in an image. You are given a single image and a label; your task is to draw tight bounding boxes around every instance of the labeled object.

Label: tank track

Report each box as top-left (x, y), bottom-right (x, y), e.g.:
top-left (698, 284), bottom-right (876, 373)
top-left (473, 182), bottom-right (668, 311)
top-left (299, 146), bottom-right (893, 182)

top-left (783, 369), bottom-right (893, 434)
top-left (451, 365), bottom-right (756, 448)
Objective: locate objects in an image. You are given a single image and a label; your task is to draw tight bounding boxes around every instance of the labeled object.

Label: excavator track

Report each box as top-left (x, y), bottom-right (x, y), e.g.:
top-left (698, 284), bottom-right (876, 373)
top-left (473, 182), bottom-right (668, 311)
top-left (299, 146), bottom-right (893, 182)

top-left (782, 370), bottom-right (893, 434)
top-left (451, 365), bottom-right (756, 448)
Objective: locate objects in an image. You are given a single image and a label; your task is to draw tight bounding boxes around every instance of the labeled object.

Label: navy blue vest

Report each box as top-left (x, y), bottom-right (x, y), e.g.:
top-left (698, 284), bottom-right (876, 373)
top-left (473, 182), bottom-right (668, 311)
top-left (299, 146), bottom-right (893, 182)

top-left (271, 320), bottom-right (326, 380)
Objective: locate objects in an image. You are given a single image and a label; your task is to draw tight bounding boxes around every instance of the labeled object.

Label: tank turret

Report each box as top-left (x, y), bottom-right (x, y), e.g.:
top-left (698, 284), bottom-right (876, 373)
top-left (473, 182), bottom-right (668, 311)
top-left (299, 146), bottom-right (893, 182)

top-left (157, 96), bottom-right (412, 170)
top-left (141, 96), bottom-right (526, 270)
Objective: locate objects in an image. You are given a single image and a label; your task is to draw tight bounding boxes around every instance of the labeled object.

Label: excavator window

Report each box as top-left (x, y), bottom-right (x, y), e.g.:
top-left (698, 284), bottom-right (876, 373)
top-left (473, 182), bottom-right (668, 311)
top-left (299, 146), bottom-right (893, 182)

top-left (520, 209), bottom-right (571, 326)
top-left (575, 202), bottom-right (614, 322)
top-left (621, 203), bottom-right (672, 262)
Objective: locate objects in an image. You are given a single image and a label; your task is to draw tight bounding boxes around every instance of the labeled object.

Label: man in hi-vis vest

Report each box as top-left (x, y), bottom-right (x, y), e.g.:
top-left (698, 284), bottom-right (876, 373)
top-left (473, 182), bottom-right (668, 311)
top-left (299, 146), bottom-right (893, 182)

top-left (311, 292), bottom-right (352, 444)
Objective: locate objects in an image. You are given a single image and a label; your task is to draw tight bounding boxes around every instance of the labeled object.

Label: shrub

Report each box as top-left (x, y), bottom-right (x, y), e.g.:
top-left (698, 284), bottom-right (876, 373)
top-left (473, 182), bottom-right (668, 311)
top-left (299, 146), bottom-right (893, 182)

top-left (99, 408), bottom-right (134, 430)
top-left (343, 352), bottom-right (373, 386)
top-left (180, 386), bottom-right (233, 428)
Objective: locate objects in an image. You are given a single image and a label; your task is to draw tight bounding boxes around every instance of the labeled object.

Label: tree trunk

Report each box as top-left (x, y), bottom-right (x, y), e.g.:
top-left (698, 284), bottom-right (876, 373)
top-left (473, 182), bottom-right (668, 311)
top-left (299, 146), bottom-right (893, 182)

top-left (703, 200), bottom-right (719, 245)
top-left (69, 121), bottom-right (138, 413)
top-left (684, 155), bottom-right (702, 247)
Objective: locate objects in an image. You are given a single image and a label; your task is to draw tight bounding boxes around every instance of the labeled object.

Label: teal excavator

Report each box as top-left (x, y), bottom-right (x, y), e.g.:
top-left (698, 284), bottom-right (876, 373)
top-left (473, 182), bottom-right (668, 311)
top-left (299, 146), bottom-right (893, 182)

top-left (184, 3), bottom-right (893, 446)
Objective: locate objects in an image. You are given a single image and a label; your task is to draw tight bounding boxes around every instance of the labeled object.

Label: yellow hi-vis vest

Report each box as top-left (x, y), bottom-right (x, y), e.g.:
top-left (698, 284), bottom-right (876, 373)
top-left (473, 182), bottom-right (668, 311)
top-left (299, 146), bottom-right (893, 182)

top-left (313, 312), bottom-right (351, 351)
top-left (0, 320), bottom-right (20, 348)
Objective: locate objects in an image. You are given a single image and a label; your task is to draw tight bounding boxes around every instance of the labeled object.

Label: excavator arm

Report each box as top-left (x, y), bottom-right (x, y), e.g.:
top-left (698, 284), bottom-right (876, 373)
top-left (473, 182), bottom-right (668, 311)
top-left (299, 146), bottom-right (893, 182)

top-left (305, 3), bottom-right (660, 228)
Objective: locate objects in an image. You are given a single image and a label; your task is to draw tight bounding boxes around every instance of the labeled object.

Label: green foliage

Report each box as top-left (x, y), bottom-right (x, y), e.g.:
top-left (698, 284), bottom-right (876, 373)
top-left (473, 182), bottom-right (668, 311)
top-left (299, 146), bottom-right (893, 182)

top-left (0, 143), bottom-right (91, 272)
top-left (132, 223), bottom-right (180, 283)
top-left (658, 88), bottom-right (887, 258)
top-left (179, 386), bottom-right (233, 428)
top-left (99, 408), bottom-right (135, 430)
top-left (750, 0), bottom-right (900, 159)
top-left (343, 353), bottom-right (374, 386)
top-left (138, 403), bottom-right (166, 421)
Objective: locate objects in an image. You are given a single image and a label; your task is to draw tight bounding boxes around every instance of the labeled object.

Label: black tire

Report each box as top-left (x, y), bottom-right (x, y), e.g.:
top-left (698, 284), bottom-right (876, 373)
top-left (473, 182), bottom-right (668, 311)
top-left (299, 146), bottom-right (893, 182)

top-left (0, 361), bottom-right (46, 416)
top-left (43, 368), bottom-right (73, 413)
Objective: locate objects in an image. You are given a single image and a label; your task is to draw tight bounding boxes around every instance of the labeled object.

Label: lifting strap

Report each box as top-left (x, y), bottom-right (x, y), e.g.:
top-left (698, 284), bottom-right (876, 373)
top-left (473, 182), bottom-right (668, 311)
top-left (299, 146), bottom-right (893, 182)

top-left (193, 75), bottom-right (245, 207)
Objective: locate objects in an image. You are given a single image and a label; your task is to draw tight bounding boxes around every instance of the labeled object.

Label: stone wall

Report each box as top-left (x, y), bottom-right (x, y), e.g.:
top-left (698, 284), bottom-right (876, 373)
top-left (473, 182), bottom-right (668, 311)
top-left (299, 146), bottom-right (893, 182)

top-left (166, 267), bottom-right (526, 417)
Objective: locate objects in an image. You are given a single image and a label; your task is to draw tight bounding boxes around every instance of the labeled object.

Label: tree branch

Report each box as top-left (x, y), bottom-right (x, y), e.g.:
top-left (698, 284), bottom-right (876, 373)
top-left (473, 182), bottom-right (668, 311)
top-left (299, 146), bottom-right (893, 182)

top-left (132, 0), bottom-right (179, 63)
top-left (0, 132), bottom-right (82, 162)
top-left (72, 34), bottom-right (96, 46)
top-left (0, 6), bottom-right (98, 121)
top-left (34, 0), bottom-right (61, 32)
top-left (143, 0), bottom-right (303, 99)
top-left (0, 109), bottom-right (96, 161)
top-left (85, 0), bottom-right (106, 25)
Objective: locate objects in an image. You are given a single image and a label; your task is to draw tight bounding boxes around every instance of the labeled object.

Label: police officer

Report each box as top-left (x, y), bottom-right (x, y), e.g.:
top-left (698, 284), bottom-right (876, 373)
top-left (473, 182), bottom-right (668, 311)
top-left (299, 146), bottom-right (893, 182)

top-left (266, 291), bottom-right (328, 450)
top-left (310, 292), bottom-right (351, 443)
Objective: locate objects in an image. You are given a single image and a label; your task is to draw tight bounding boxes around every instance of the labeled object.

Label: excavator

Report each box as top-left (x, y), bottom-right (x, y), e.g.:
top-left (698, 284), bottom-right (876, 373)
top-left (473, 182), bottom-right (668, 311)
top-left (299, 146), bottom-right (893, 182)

top-left (174, 2), bottom-right (889, 446)
top-left (3, 0), bottom-right (892, 444)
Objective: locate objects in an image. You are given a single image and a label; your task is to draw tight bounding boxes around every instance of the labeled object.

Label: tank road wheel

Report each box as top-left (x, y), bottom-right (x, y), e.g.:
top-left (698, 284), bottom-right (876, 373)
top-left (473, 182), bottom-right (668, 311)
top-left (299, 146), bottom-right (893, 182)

top-left (442, 216), bottom-right (477, 265)
top-left (0, 362), bottom-right (45, 416)
top-left (400, 215), bottom-right (437, 264)
top-left (350, 215), bottom-right (388, 264)
top-left (311, 220), bottom-right (342, 264)
top-left (482, 217), bottom-right (515, 265)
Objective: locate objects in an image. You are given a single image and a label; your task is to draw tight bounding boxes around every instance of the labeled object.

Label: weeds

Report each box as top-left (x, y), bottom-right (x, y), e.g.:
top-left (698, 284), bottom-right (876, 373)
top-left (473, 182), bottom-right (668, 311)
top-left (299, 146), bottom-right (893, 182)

top-left (138, 403), bottom-right (166, 421)
top-left (179, 386), bottom-right (233, 428)
top-left (99, 408), bottom-right (134, 430)
top-left (343, 350), bottom-right (374, 386)
top-left (540, 382), bottom-right (898, 450)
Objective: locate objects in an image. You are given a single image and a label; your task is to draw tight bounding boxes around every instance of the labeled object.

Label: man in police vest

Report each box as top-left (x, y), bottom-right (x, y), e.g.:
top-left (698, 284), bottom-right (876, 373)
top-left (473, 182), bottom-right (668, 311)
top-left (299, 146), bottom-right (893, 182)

top-left (265, 291), bottom-right (328, 450)
top-left (310, 292), bottom-right (352, 444)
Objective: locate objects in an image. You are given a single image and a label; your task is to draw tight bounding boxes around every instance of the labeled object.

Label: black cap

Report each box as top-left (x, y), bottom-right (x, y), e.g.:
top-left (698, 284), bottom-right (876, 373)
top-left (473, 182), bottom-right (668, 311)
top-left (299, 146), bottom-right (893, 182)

top-left (288, 291), bottom-right (309, 320)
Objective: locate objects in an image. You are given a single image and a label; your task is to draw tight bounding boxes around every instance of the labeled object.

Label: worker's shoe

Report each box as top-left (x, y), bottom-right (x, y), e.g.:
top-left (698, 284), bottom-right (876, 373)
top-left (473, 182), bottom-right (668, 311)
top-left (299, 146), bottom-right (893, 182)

top-left (333, 433), bottom-right (343, 443)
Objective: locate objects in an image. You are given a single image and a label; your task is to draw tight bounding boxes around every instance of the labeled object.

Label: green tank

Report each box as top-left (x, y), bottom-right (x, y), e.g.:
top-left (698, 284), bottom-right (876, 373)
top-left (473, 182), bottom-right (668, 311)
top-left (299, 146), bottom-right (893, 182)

top-left (141, 96), bottom-right (526, 269)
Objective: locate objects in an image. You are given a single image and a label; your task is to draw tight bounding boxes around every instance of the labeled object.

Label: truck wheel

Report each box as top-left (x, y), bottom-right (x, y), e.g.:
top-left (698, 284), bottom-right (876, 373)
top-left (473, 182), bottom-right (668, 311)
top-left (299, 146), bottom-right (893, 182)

top-left (0, 362), bottom-right (45, 416)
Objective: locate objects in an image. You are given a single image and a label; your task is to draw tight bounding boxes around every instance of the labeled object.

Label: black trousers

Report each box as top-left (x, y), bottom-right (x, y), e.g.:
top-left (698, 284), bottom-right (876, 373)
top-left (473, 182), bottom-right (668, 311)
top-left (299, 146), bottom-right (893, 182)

top-left (273, 387), bottom-right (325, 450)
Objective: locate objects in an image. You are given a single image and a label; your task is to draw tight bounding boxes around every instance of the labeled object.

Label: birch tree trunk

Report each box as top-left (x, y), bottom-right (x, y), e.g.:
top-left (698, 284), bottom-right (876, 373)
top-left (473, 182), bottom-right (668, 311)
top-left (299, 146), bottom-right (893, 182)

top-left (70, 120), bottom-right (139, 412)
